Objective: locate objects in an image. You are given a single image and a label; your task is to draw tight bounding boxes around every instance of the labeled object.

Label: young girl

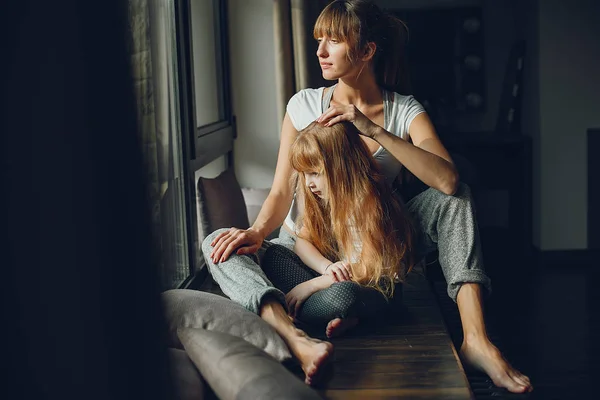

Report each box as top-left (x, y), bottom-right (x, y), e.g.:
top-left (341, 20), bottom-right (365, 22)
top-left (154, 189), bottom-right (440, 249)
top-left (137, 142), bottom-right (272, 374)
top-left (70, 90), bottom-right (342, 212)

top-left (202, 121), bottom-right (415, 385)
top-left (260, 120), bottom-right (415, 335)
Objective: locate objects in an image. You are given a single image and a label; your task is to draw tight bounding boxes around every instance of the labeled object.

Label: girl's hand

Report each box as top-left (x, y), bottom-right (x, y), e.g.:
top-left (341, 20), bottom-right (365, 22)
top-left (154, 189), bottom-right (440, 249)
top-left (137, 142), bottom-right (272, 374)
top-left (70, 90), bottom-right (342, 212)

top-left (324, 261), bottom-right (352, 282)
top-left (285, 281), bottom-right (318, 318)
top-left (316, 101), bottom-right (379, 139)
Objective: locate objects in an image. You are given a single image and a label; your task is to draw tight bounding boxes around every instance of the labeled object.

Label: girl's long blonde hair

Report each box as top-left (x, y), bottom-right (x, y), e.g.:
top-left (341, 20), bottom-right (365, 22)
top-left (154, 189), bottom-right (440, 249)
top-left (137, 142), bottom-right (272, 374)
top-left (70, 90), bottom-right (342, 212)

top-left (289, 121), bottom-right (415, 298)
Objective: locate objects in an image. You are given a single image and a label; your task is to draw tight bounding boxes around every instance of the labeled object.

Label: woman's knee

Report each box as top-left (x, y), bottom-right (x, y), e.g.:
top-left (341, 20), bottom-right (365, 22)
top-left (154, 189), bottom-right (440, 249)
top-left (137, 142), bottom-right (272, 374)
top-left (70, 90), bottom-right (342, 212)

top-left (201, 228), bottom-right (230, 256)
top-left (433, 182), bottom-right (473, 210)
top-left (447, 183), bottom-right (476, 215)
top-left (454, 182), bottom-right (472, 199)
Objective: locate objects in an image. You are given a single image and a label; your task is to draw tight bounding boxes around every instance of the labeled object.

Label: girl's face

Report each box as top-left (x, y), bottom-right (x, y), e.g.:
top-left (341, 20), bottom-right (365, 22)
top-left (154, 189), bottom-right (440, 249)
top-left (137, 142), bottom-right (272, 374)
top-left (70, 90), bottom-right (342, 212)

top-left (304, 171), bottom-right (328, 200)
top-left (316, 35), bottom-right (359, 80)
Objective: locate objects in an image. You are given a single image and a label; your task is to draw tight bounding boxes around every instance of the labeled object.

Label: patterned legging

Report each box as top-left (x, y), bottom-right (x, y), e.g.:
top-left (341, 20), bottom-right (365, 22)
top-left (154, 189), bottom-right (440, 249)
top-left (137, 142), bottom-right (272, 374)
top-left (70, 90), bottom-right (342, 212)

top-left (202, 228), bottom-right (390, 326)
top-left (261, 244), bottom-right (390, 325)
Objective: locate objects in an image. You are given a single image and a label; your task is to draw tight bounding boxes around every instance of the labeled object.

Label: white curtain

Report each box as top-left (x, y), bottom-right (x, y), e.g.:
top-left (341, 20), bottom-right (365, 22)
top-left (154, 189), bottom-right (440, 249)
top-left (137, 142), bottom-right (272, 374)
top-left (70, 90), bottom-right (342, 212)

top-left (128, 0), bottom-right (189, 289)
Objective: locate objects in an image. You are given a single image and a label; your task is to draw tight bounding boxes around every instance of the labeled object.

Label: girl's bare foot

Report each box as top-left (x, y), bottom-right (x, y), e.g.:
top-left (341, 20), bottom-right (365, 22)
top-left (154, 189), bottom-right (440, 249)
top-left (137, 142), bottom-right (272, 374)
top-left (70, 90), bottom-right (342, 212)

top-left (287, 329), bottom-right (334, 385)
top-left (460, 335), bottom-right (533, 393)
top-left (259, 300), bottom-right (333, 385)
top-left (325, 317), bottom-right (359, 338)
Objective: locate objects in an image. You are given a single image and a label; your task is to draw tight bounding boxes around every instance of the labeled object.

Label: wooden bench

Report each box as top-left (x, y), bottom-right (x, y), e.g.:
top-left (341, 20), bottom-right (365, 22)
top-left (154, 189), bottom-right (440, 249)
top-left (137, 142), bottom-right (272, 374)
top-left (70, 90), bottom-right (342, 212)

top-left (198, 266), bottom-right (473, 399)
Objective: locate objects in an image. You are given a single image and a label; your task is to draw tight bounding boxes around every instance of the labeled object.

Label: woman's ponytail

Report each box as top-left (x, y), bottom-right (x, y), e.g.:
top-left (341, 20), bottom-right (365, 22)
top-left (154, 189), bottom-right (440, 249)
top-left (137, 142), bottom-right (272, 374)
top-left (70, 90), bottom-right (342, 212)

top-left (374, 13), bottom-right (411, 95)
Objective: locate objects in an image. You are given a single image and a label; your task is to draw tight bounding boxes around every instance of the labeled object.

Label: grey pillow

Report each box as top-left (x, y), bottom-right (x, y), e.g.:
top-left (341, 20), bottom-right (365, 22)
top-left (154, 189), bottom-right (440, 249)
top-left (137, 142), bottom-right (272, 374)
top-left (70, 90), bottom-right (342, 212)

top-left (162, 289), bottom-right (291, 362)
top-left (197, 168), bottom-right (250, 236)
top-left (168, 348), bottom-right (206, 400)
top-left (178, 328), bottom-right (322, 400)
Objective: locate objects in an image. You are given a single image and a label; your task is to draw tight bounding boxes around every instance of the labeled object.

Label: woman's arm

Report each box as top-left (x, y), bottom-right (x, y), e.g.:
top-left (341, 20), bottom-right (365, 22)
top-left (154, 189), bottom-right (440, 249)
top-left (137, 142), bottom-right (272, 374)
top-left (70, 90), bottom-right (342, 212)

top-left (209, 113), bottom-right (298, 262)
top-left (251, 113), bottom-right (298, 237)
top-left (372, 113), bottom-right (459, 195)
top-left (317, 104), bottom-right (459, 195)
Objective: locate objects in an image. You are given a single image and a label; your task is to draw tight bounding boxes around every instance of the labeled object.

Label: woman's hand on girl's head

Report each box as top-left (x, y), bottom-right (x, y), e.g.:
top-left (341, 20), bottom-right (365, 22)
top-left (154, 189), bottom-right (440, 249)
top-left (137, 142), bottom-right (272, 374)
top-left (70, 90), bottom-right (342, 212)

top-left (316, 101), bottom-right (379, 139)
top-left (324, 261), bottom-right (353, 282)
top-left (209, 227), bottom-right (264, 263)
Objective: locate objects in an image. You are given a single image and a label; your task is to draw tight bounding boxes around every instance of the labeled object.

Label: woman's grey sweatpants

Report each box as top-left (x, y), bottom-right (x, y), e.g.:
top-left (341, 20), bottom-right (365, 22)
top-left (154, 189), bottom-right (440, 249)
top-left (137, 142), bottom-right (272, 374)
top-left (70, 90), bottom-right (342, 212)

top-left (202, 182), bottom-right (491, 317)
top-left (407, 183), bottom-right (491, 301)
top-left (201, 229), bottom-right (295, 315)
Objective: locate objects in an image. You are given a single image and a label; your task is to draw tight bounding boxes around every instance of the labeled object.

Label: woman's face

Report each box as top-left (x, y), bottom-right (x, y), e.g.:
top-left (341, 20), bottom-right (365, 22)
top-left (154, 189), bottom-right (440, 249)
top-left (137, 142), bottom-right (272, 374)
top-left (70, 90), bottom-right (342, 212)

top-left (316, 35), bottom-right (359, 80)
top-left (304, 171), bottom-right (328, 200)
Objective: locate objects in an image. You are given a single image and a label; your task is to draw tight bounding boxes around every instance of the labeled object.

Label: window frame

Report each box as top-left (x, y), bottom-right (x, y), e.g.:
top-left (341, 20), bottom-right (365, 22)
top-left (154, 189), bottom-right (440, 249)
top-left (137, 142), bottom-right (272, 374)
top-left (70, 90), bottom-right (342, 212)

top-left (174, 0), bottom-right (235, 280)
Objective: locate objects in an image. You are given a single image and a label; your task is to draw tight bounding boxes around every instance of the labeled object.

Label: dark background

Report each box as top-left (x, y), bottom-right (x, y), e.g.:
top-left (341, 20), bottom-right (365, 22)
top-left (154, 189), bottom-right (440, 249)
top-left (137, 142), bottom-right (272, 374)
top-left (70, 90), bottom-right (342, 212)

top-left (1, 1), bottom-right (597, 399)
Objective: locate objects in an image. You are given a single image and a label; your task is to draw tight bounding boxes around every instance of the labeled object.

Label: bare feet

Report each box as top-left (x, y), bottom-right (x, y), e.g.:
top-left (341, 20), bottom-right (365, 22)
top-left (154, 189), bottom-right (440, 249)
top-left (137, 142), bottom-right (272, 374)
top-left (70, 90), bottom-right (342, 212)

top-left (287, 329), bottom-right (334, 385)
top-left (460, 335), bottom-right (532, 393)
top-left (325, 317), bottom-right (359, 338)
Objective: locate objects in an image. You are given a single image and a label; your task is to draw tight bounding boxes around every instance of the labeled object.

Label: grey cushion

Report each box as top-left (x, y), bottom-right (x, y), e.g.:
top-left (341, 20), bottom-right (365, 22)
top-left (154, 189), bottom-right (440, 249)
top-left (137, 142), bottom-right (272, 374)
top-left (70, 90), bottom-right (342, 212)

top-left (197, 168), bottom-right (250, 236)
top-left (168, 348), bottom-right (206, 400)
top-left (178, 328), bottom-right (322, 400)
top-left (162, 289), bottom-right (291, 362)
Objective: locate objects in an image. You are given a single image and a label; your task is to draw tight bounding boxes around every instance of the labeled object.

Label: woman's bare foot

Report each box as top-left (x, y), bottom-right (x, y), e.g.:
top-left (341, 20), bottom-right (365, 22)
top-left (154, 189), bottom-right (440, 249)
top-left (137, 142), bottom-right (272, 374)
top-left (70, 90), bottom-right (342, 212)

top-left (287, 329), bottom-right (334, 385)
top-left (460, 335), bottom-right (532, 393)
top-left (325, 317), bottom-right (359, 338)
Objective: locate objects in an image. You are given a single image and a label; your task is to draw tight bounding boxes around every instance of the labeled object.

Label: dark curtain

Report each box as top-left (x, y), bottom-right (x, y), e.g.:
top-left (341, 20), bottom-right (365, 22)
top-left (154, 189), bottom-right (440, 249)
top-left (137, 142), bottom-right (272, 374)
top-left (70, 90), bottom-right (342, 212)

top-left (1, 1), bottom-right (173, 399)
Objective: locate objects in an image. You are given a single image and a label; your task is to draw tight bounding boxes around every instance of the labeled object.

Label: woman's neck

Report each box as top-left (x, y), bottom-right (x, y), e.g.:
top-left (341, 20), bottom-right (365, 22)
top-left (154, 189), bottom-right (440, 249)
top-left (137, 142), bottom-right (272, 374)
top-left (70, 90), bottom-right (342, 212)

top-left (334, 69), bottom-right (382, 108)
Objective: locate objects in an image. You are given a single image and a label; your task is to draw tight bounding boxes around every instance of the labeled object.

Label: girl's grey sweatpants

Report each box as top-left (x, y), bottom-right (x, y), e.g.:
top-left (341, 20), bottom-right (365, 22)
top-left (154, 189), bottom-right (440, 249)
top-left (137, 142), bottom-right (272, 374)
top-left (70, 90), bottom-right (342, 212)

top-left (201, 182), bottom-right (491, 315)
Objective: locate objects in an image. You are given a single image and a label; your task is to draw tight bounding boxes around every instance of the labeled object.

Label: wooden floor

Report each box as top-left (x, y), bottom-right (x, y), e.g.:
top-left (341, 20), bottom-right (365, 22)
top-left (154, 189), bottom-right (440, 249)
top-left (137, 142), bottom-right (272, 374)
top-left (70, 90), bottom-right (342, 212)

top-left (199, 268), bottom-right (473, 399)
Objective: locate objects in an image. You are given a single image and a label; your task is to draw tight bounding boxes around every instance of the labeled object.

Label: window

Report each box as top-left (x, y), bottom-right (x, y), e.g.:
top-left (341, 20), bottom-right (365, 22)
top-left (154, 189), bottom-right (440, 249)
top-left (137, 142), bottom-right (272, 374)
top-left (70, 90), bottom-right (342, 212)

top-left (191, 0), bottom-right (223, 127)
top-left (174, 0), bottom-right (235, 278)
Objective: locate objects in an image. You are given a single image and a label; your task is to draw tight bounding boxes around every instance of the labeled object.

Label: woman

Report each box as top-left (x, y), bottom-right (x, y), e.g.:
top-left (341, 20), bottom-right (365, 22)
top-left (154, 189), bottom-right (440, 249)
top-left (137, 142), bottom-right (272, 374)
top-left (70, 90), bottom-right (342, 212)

top-left (207, 0), bottom-right (532, 393)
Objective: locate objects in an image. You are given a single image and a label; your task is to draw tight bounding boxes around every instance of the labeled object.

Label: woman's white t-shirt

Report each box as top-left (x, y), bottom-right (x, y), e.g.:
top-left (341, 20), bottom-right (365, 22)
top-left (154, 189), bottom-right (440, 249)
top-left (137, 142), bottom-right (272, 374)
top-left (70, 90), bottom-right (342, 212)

top-left (284, 85), bottom-right (425, 234)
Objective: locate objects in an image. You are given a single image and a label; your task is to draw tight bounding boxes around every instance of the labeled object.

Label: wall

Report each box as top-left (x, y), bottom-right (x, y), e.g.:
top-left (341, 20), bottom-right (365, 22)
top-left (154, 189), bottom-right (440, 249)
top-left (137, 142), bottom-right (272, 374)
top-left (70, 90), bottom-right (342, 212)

top-left (536, 0), bottom-right (600, 250)
top-left (375, 0), bottom-right (517, 133)
top-left (228, 0), bottom-right (280, 189)
top-left (517, 0), bottom-right (542, 248)
top-left (190, 0), bottom-right (220, 126)
top-left (510, 0), bottom-right (599, 250)
top-left (376, 0), bottom-right (479, 8)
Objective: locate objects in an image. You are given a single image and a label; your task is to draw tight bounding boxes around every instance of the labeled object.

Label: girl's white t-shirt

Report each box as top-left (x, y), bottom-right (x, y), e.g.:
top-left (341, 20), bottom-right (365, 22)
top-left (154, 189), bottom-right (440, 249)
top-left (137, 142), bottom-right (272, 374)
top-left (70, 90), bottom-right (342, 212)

top-left (284, 85), bottom-right (425, 234)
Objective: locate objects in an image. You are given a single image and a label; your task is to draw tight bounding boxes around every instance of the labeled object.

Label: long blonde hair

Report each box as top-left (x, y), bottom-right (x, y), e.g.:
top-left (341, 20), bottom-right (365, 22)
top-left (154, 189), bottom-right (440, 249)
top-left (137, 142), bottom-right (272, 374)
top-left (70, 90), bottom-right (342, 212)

top-left (289, 121), bottom-right (415, 298)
